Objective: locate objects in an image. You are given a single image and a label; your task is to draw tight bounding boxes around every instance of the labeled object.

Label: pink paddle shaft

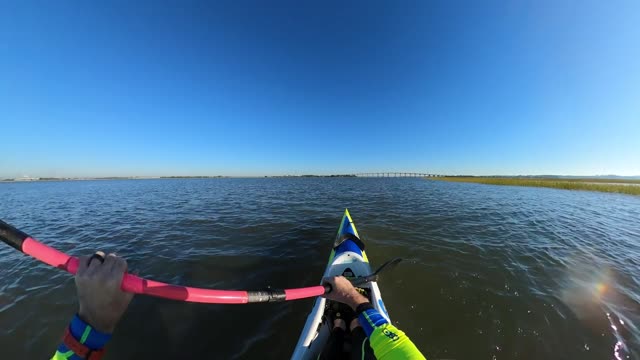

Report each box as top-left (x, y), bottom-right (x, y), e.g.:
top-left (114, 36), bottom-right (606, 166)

top-left (21, 237), bottom-right (326, 304)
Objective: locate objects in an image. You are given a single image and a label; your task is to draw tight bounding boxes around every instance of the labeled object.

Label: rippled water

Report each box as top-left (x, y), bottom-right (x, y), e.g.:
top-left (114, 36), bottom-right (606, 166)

top-left (1, 178), bottom-right (639, 359)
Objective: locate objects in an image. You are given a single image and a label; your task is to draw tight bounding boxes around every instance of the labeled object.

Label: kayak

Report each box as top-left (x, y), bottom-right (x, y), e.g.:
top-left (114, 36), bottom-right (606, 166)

top-left (291, 209), bottom-right (390, 359)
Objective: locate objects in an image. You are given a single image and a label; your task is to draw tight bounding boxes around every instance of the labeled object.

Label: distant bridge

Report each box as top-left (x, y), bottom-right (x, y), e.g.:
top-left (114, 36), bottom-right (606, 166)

top-left (353, 172), bottom-right (443, 178)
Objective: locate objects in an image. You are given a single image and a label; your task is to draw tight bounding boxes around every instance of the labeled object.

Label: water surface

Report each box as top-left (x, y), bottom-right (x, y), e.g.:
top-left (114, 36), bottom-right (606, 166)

top-left (1, 178), bottom-right (639, 359)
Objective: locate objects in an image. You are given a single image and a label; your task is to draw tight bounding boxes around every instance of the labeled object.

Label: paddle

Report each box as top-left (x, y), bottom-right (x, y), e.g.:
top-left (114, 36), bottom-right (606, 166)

top-left (0, 219), bottom-right (401, 303)
top-left (351, 257), bottom-right (403, 286)
top-left (0, 219), bottom-right (326, 304)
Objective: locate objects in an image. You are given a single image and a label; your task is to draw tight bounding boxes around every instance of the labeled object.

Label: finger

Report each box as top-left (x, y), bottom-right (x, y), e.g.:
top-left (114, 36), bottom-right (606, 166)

top-left (111, 256), bottom-right (128, 276)
top-left (76, 256), bottom-right (90, 276)
top-left (103, 253), bottom-right (118, 272)
top-left (86, 251), bottom-right (106, 274)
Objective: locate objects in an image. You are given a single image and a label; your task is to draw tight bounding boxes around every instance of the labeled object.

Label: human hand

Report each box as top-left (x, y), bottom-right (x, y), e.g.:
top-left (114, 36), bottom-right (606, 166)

top-left (75, 252), bottom-right (134, 333)
top-left (322, 276), bottom-right (369, 310)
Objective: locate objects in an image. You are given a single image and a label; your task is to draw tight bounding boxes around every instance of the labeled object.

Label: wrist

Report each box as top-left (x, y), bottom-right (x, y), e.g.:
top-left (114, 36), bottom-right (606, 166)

top-left (78, 308), bottom-right (116, 333)
top-left (69, 314), bottom-right (112, 349)
top-left (346, 292), bottom-right (369, 311)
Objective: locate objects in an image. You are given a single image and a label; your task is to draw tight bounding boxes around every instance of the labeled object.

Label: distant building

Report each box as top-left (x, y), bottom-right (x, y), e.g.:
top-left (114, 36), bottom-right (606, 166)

top-left (14, 176), bottom-right (39, 181)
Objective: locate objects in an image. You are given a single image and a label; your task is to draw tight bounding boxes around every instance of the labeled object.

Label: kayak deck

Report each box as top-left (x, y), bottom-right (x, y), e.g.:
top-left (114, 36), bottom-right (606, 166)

top-left (291, 210), bottom-right (390, 360)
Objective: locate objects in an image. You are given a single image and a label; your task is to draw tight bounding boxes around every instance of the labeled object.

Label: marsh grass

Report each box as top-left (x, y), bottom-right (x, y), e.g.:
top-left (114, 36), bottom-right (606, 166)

top-left (434, 177), bottom-right (640, 196)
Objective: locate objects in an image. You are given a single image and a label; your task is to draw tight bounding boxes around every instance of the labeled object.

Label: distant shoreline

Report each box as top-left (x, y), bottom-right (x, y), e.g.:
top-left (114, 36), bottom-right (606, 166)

top-left (0, 176), bottom-right (226, 183)
top-left (432, 176), bottom-right (640, 196)
top-left (3, 175), bottom-right (640, 196)
top-left (0, 174), bottom-right (359, 183)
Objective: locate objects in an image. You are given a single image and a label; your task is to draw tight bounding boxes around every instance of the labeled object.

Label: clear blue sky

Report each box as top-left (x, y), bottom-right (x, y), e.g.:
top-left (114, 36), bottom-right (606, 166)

top-left (1, 1), bottom-right (638, 177)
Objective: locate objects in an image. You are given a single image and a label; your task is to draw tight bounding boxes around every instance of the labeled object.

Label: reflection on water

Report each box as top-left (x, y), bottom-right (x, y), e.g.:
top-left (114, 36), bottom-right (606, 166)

top-left (559, 259), bottom-right (632, 359)
top-left (0, 178), bottom-right (639, 359)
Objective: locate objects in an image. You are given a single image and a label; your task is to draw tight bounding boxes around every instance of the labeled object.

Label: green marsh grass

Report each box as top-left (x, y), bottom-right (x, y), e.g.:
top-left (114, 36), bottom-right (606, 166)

top-left (433, 177), bottom-right (640, 196)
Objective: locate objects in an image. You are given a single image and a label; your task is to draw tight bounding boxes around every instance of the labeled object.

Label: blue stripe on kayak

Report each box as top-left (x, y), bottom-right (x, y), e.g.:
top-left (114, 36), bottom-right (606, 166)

top-left (334, 239), bottom-right (362, 256)
top-left (341, 216), bottom-right (356, 237)
top-left (378, 299), bottom-right (390, 318)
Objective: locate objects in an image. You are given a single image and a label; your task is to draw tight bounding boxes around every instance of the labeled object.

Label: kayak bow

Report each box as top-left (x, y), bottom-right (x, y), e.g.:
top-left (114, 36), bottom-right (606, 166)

top-left (0, 219), bottom-right (326, 304)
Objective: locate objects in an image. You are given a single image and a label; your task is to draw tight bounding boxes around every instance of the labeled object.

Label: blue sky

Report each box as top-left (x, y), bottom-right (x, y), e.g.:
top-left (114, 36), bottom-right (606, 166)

top-left (1, 1), bottom-right (639, 177)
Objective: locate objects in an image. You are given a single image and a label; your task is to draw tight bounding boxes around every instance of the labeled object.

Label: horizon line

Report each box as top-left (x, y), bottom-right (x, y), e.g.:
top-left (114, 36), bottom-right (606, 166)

top-left (3, 173), bottom-right (640, 181)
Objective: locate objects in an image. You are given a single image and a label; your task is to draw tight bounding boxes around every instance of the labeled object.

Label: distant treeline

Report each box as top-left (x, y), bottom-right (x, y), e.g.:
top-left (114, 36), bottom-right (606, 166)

top-left (160, 176), bottom-right (225, 179)
top-left (275, 174), bottom-right (357, 178)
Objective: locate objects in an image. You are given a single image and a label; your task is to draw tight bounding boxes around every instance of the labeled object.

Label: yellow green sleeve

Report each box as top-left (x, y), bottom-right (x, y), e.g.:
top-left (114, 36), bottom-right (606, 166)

top-left (359, 307), bottom-right (426, 360)
top-left (51, 350), bottom-right (75, 360)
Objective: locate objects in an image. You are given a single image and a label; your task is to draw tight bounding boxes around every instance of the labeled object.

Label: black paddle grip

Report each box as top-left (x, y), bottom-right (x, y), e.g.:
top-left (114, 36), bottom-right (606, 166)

top-left (0, 220), bottom-right (29, 251)
top-left (323, 284), bottom-right (332, 294)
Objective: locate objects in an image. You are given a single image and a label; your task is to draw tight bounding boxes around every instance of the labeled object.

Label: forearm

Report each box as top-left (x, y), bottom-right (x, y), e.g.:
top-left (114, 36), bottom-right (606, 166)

top-left (51, 314), bottom-right (111, 360)
top-left (356, 303), bottom-right (426, 360)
